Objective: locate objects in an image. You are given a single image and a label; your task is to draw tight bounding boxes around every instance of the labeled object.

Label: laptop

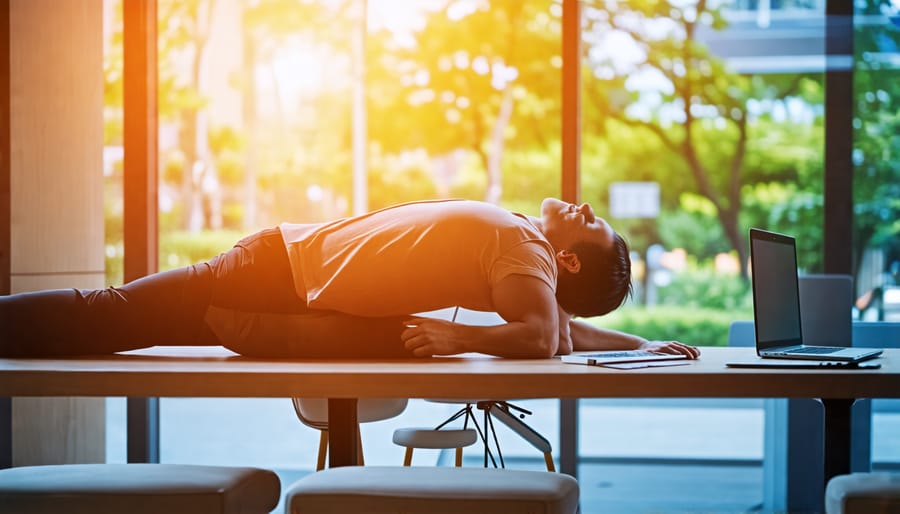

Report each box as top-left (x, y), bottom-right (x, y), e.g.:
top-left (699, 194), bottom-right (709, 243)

top-left (749, 228), bottom-right (883, 362)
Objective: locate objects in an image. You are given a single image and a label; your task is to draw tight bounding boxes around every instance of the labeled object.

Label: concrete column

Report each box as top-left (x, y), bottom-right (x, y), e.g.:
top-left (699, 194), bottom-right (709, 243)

top-left (9, 0), bottom-right (105, 465)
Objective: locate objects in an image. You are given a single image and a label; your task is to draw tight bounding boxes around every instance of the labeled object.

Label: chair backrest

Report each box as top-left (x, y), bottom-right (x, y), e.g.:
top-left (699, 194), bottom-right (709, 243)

top-left (728, 320), bottom-right (755, 347)
top-left (852, 321), bottom-right (900, 348)
top-left (292, 398), bottom-right (408, 429)
top-left (729, 320), bottom-right (900, 349)
top-left (798, 274), bottom-right (853, 346)
top-left (730, 274), bottom-right (855, 348)
top-left (853, 322), bottom-right (900, 411)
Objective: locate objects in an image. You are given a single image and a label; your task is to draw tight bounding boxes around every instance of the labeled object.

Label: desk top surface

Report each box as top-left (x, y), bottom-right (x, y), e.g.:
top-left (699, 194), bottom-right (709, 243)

top-left (1, 347), bottom-right (898, 399)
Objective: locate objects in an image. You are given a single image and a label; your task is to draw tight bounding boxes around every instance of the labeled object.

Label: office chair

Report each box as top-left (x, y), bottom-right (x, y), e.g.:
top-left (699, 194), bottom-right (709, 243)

top-left (291, 397), bottom-right (408, 470)
top-left (393, 307), bottom-right (556, 471)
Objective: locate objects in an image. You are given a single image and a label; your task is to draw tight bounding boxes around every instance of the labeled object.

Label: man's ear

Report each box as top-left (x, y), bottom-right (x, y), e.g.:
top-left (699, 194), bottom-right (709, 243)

top-left (556, 249), bottom-right (581, 274)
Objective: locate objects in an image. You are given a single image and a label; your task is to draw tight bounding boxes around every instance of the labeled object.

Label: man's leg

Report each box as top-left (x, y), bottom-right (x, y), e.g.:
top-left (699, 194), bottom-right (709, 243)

top-left (0, 263), bottom-right (216, 357)
top-left (206, 227), bottom-right (307, 314)
top-left (210, 308), bottom-right (413, 358)
top-left (199, 227), bottom-right (414, 358)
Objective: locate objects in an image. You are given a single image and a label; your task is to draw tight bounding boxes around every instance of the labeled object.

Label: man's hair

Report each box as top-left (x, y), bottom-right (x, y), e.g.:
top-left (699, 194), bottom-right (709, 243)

top-left (555, 232), bottom-right (633, 318)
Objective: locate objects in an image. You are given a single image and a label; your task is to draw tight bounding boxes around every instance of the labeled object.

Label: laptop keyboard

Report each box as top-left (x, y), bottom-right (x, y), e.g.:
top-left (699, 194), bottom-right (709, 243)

top-left (788, 346), bottom-right (842, 355)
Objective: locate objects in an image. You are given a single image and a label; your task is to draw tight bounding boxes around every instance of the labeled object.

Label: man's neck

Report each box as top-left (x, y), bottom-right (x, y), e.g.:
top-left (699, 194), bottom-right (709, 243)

top-left (526, 215), bottom-right (543, 233)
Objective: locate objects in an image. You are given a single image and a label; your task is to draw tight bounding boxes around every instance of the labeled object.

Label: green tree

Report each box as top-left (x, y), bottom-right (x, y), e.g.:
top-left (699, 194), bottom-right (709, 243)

top-left (366, 0), bottom-right (562, 205)
top-left (852, 0), bottom-right (900, 279)
top-left (158, 0), bottom-right (220, 231)
top-left (581, 0), bottom-right (817, 277)
top-left (239, 0), bottom-right (339, 228)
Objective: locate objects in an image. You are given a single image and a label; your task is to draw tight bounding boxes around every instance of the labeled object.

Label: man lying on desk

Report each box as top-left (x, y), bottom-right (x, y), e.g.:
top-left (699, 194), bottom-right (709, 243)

top-left (1, 198), bottom-right (699, 360)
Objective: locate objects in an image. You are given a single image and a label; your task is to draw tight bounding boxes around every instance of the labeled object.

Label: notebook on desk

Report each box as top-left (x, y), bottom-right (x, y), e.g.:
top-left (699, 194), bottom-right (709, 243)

top-left (747, 228), bottom-right (882, 363)
top-left (561, 350), bottom-right (687, 366)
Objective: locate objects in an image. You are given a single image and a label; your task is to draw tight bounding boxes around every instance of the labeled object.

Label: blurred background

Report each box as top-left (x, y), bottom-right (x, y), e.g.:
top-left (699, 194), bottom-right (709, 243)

top-left (100, 0), bottom-right (900, 339)
top-left (98, 1), bottom-right (899, 510)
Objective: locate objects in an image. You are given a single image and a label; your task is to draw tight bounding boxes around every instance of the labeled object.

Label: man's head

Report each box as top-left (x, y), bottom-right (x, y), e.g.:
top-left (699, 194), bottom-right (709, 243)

top-left (556, 234), bottom-right (633, 317)
top-left (539, 198), bottom-right (633, 317)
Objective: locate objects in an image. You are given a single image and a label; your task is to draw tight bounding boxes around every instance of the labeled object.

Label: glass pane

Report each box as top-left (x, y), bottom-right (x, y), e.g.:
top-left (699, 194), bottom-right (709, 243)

top-left (147, 0), bottom-right (561, 268)
top-left (580, 0), bottom-right (826, 347)
top-left (578, 1), bottom-right (827, 508)
top-left (366, 0), bottom-right (562, 213)
top-left (852, 0), bottom-right (900, 322)
top-left (114, 0), bottom-right (561, 471)
top-left (103, 0), bottom-right (126, 463)
top-left (853, 0), bottom-right (900, 469)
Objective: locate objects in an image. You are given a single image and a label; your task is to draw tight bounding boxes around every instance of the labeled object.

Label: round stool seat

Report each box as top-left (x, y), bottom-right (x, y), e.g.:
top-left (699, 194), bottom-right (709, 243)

top-left (393, 427), bottom-right (478, 449)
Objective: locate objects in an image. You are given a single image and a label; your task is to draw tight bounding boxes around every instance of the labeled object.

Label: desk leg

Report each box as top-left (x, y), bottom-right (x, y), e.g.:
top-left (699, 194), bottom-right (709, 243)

top-left (1, 397), bottom-right (10, 468)
top-left (127, 397), bottom-right (159, 463)
top-left (822, 398), bottom-right (853, 485)
top-left (559, 398), bottom-right (578, 478)
top-left (327, 398), bottom-right (359, 467)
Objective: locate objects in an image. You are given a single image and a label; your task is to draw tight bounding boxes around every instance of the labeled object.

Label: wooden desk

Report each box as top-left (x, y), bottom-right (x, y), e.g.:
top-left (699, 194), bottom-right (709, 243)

top-left (2, 346), bottom-right (898, 483)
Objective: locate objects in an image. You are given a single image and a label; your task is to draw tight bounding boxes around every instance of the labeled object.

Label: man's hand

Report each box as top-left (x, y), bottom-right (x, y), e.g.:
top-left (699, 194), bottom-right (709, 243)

top-left (400, 276), bottom-right (558, 359)
top-left (638, 339), bottom-right (701, 359)
top-left (400, 318), bottom-right (464, 357)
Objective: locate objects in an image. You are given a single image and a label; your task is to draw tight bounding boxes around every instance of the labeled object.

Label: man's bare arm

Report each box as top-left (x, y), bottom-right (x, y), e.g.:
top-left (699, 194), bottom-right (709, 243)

top-left (400, 274), bottom-right (558, 358)
top-left (568, 318), bottom-right (700, 358)
top-left (555, 304), bottom-right (574, 355)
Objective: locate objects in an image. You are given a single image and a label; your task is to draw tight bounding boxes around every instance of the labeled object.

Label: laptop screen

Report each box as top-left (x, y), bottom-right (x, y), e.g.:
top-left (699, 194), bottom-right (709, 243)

top-left (749, 229), bottom-right (803, 350)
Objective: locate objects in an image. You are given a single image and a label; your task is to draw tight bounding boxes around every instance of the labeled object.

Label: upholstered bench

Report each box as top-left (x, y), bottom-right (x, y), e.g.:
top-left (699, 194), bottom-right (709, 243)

top-left (0, 463), bottom-right (281, 514)
top-left (284, 466), bottom-right (579, 514)
top-left (826, 472), bottom-right (900, 514)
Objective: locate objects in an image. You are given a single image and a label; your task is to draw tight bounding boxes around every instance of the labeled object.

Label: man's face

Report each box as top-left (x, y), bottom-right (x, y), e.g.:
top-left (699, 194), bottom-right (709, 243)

top-left (540, 197), bottom-right (615, 251)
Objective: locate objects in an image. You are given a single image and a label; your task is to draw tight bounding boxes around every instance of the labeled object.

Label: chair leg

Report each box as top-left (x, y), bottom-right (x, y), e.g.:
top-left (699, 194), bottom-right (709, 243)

top-left (455, 447), bottom-right (463, 467)
top-left (316, 431), bottom-right (328, 471)
top-left (403, 447), bottom-right (413, 466)
top-left (543, 452), bottom-right (555, 472)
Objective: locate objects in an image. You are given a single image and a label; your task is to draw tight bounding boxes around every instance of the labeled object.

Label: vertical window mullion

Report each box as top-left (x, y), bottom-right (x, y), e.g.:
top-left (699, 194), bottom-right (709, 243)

top-left (561, 0), bottom-right (580, 204)
top-left (123, 0), bottom-right (160, 465)
top-left (824, 0), bottom-right (853, 274)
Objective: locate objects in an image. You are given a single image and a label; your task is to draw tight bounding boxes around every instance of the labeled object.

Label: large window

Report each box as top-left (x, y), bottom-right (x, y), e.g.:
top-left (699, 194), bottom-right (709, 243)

top-left (852, 0), bottom-right (900, 321)
top-left (106, 0), bottom-right (564, 291)
top-left (580, 0), bottom-right (827, 345)
top-left (852, 0), bottom-right (900, 470)
top-left (101, 0), bottom-right (899, 507)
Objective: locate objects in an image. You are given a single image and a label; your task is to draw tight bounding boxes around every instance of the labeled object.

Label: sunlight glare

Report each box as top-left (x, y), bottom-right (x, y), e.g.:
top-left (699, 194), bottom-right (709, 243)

top-left (368, 0), bottom-right (443, 36)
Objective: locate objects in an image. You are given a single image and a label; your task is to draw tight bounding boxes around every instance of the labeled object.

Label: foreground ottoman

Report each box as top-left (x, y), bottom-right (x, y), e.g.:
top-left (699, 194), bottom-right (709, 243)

top-left (284, 466), bottom-right (579, 514)
top-left (0, 463), bottom-right (281, 514)
top-left (826, 472), bottom-right (900, 514)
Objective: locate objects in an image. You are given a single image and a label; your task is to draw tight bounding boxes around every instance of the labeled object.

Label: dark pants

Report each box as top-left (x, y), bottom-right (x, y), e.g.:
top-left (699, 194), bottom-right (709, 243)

top-left (0, 228), bottom-right (410, 358)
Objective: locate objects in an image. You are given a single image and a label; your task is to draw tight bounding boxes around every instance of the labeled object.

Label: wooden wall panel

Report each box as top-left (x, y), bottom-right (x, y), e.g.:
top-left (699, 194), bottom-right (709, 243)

top-left (8, 0), bottom-right (105, 466)
top-left (9, 0), bottom-right (104, 277)
top-left (12, 398), bottom-right (105, 465)
top-left (12, 273), bottom-right (105, 293)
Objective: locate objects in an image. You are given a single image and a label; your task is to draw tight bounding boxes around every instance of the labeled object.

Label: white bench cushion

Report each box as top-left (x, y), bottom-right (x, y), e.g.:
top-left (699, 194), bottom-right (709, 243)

top-left (0, 463), bottom-right (281, 514)
top-left (285, 466), bottom-right (579, 514)
top-left (826, 472), bottom-right (900, 514)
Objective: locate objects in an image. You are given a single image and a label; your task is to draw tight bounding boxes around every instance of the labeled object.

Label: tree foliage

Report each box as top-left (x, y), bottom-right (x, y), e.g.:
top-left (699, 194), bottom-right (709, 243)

top-left (102, 0), bottom-right (898, 296)
top-left (580, 0), bottom-right (824, 277)
top-left (367, 0), bottom-right (562, 204)
top-left (852, 0), bottom-right (900, 277)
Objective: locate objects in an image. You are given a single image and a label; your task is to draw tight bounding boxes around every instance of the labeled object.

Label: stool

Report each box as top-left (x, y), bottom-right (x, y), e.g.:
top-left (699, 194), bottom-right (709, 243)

top-left (0, 463), bottom-right (281, 514)
top-left (826, 472), bottom-right (900, 514)
top-left (392, 427), bottom-right (478, 466)
top-left (284, 466), bottom-right (579, 514)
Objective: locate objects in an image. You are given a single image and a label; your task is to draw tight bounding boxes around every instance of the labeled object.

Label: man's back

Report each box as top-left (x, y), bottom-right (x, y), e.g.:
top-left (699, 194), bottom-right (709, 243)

top-left (280, 199), bottom-right (557, 316)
